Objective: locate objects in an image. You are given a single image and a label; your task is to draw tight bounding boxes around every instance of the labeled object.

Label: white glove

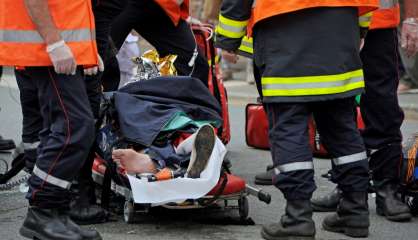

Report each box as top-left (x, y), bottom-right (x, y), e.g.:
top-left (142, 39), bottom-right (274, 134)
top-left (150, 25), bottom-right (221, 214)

top-left (47, 40), bottom-right (77, 75)
top-left (84, 54), bottom-right (104, 76)
top-left (401, 18), bottom-right (418, 57)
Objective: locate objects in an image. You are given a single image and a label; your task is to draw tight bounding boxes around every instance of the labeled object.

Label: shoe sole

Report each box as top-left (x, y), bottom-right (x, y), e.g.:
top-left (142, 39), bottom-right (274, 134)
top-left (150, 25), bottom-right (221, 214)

top-left (254, 178), bottom-right (273, 186)
top-left (322, 222), bottom-right (368, 238)
top-left (376, 207), bottom-right (412, 222)
top-left (20, 226), bottom-right (57, 240)
top-left (260, 228), bottom-right (315, 240)
top-left (188, 125), bottom-right (215, 178)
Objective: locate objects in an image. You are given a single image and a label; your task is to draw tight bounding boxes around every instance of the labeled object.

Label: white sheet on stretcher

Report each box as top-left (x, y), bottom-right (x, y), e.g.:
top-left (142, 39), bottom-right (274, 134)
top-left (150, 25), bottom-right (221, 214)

top-left (127, 137), bottom-right (226, 206)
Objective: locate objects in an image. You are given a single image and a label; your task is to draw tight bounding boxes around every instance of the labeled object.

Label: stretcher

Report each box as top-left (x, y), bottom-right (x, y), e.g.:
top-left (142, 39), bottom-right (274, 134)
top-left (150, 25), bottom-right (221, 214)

top-left (92, 155), bottom-right (271, 223)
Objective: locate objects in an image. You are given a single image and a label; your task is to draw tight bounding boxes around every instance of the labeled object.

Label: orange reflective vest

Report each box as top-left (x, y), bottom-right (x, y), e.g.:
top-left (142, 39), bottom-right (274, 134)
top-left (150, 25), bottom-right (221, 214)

top-left (249, 0), bottom-right (379, 34)
top-left (153, 0), bottom-right (190, 26)
top-left (0, 0), bottom-right (98, 67)
top-left (370, 1), bottom-right (400, 29)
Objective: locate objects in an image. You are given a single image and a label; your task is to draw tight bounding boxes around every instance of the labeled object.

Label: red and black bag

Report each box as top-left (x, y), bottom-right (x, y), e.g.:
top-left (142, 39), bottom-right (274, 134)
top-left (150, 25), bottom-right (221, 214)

top-left (192, 24), bottom-right (230, 144)
top-left (245, 103), bottom-right (270, 149)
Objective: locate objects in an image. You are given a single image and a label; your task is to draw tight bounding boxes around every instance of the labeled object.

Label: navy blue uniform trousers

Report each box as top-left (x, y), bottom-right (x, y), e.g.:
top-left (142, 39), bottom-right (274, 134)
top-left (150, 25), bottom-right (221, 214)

top-left (265, 98), bottom-right (369, 200)
top-left (19, 67), bottom-right (95, 208)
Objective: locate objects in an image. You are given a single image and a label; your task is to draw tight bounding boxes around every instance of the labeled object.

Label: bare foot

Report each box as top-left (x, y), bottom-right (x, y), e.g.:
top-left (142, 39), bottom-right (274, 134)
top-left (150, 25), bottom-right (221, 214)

top-left (112, 149), bottom-right (157, 174)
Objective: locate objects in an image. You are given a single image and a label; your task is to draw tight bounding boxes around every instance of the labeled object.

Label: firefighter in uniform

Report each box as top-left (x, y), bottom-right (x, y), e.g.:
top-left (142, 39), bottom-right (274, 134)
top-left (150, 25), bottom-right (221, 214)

top-left (311, 0), bottom-right (415, 222)
top-left (110, 0), bottom-right (210, 85)
top-left (215, 0), bottom-right (378, 239)
top-left (0, 1), bottom-right (102, 239)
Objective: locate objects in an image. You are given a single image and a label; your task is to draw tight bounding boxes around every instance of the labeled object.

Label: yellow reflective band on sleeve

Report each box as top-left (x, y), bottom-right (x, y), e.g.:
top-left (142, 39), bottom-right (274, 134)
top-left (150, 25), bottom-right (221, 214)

top-left (216, 14), bottom-right (249, 39)
top-left (359, 12), bottom-right (372, 28)
top-left (238, 36), bottom-right (253, 54)
top-left (219, 14), bottom-right (248, 28)
top-left (262, 69), bottom-right (365, 97)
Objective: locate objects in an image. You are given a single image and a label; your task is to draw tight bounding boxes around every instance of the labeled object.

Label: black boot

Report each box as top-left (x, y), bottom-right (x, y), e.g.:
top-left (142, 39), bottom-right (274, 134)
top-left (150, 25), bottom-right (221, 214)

top-left (254, 168), bottom-right (274, 185)
top-left (69, 181), bottom-right (108, 225)
top-left (376, 183), bottom-right (412, 222)
top-left (322, 191), bottom-right (369, 238)
top-left (19, 207), bottom-right (82, 240)
top-left (311, 187), bottom-right (341, 212)
top-left (60, 211), bottom-right (102, 240)
top-left (261, 200), bottom-right (316, 240)
top-left (0, 135), bottom-right (15, 151)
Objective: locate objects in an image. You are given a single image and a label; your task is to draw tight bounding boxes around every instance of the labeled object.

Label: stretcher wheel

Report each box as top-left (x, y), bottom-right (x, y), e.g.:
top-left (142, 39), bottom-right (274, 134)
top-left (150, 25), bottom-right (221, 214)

top-left (124, 201), bottom-right (135, 224)
top-left (238, 196), bottom-right (249, 220)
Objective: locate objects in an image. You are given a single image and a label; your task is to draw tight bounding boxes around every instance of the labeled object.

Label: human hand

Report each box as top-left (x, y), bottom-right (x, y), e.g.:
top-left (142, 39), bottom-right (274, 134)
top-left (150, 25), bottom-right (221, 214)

top-left (84, 54), bottom-right (104, 75)
top-left (401, 18), bottom-right (418, 57)
top-left (47, 40), bottom-right (77, 75)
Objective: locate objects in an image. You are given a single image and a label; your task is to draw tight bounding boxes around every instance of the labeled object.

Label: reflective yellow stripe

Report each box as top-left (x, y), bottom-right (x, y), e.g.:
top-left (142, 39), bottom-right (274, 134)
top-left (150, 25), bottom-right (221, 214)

top-left (216, 25), bottom-right (246, 39)
top-left (219, 14), bottom-right (248, 28)
top-left (262, 81), bottom-right (364, 96)
top-left (262, 69), bottom-right (363, 84)
top-left (359, 13), bottom-right (372, 28)
top-left (262, 69), bottom-right (364, 96)
top-left (216, 14), bottom-right (249, 38)
top-left (238, 36), bottom-right (253, 54)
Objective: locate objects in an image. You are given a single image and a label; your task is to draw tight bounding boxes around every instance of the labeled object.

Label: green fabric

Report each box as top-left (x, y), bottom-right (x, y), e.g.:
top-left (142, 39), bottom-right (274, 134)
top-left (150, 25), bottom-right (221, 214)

top-left (162, 112), bottom-right (219, 132)
top-left (355, 95), bottom-right (361, 105)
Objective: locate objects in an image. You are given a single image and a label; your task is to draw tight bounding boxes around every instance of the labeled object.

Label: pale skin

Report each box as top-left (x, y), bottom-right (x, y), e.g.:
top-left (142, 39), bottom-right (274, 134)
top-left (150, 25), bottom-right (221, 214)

top-left (112, 149), bottom-right (157, 174)
top-left (402, 0), bottom-right (418, 57)
top-left (23, 0), bottom-right (61, 45)
top-left (23, 0), bottom-right (99, 74)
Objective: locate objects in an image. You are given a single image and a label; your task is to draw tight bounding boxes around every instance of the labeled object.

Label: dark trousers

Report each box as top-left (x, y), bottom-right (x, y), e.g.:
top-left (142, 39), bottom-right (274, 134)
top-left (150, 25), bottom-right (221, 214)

top-left (91, 0), bottom-right (127, 92)
top-left (266, 98), bottom-right (369, 200)
top-left (110, 0), bottom-right (209, 84)
top-left (15, 70), bottom-right (43, 171)
top-left (360, 29), bottom-right (404, 184)
top-left (20, 67), bottom-right (95, 208)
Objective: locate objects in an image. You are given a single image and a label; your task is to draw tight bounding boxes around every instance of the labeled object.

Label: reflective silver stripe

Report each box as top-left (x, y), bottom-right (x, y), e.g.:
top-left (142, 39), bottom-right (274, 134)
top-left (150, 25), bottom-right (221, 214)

top-left (33, 165), bottom-right (72, 189)
top-left (218, 22), bottom-right (247, 35)
top-left (274, 167), bottom-right (280, 175)
top-left (23, 141), bottom-right (40, 150)
top-left (332, 152), bottom-right (367, 166)
top-left (176, 0), bottom-right (184, 5)
top-left (369, 149), bottom-right (378, 155)
top-left (262, 76), bottom-right (363, 90)
top-left (359, 15), bottom-right (372, 23)
top-left (240, 38), bottom-right (253, 48)
top-left (0, 29), bottom-right (94, 43)
top-left (277, 162), bottom-right (314, 173)
top-left (379, 0), bottom-right (398, 9)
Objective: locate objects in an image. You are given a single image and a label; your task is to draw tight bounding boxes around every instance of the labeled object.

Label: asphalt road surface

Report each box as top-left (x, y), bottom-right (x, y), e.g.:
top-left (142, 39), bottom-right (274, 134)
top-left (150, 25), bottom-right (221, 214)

top-left (1, 74), bottom-right (418, 240)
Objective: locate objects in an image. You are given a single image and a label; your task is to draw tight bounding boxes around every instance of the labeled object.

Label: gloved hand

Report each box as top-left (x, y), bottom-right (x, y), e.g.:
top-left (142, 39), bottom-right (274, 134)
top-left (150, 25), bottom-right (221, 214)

top-left (401, 18), bottom-right (418, 57)
top-left (46, 40), bottom-right (77, 75)
top-left (84, 54), bottom-right (104, 76)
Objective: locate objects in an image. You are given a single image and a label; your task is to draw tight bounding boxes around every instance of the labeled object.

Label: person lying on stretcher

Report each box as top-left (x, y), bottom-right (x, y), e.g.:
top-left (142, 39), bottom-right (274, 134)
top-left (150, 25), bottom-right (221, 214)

top-left (112, 125), bottom-right (216, 181)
